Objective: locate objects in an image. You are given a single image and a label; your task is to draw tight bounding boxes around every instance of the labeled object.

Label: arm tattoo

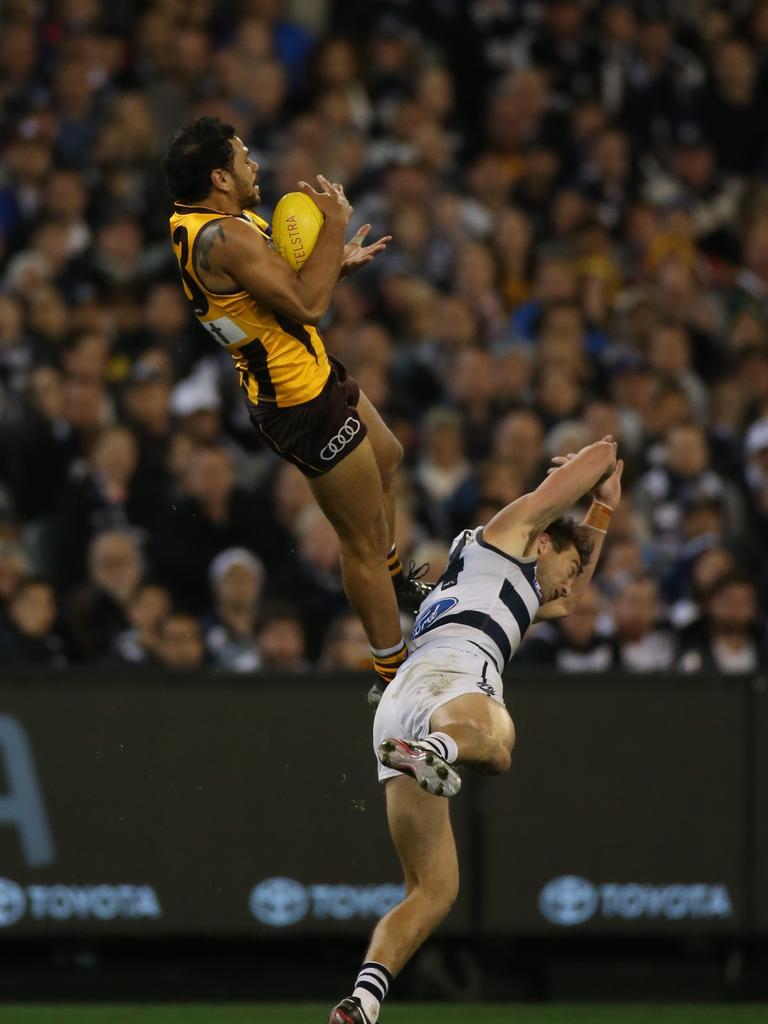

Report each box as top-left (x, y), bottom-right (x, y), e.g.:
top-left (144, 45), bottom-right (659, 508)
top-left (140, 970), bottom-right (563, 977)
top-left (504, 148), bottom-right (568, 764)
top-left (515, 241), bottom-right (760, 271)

top-left (194, 222), bottom-right (226, 274)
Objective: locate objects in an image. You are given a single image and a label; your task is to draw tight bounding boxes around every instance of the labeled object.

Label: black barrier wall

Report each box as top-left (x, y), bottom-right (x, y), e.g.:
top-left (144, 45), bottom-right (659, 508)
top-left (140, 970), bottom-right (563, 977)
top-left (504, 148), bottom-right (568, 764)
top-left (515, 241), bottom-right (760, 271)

top-left (753, 680), bottom-right (768, 931)
top-left (0, 674), bottom-right (472, 937)
top-left (482, 676), bottom-right (746, 934)
top-left (0, 671), bottom-right (762, 938)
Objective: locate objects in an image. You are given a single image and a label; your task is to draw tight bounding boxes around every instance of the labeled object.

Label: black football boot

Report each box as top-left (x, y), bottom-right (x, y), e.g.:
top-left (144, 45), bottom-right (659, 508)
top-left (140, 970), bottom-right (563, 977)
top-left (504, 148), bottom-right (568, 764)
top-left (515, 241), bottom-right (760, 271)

top-left (394, 560), bottom-right (433, 613)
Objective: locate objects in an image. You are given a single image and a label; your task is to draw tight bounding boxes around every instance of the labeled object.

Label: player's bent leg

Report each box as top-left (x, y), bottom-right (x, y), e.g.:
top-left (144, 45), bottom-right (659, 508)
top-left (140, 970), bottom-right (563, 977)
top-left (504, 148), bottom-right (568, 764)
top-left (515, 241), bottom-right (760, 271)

top-left (328, 775), bottom-right (458, 1023)
top-left (310, 436), bottom-right (403, 656)
top-left (430, 692), bottom-right (516, 776)
top-left (376, 691), bottom-right (515, 795)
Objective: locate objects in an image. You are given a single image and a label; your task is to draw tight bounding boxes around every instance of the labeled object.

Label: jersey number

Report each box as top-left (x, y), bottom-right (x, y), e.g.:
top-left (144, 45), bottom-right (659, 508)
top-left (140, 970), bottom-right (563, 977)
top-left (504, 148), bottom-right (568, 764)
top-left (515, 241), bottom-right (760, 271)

top-left (172, 224), bottom-right (209, 317)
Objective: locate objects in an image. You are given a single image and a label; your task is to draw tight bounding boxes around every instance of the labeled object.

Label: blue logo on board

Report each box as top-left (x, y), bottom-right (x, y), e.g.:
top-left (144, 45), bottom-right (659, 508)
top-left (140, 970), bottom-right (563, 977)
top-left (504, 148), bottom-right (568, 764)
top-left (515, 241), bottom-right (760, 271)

top-left (250, 877), bottom-right (310, 927)
top-left (539, 876), bottom-right (598, 926)
top-left (412, 597), bottom-right (458, 638)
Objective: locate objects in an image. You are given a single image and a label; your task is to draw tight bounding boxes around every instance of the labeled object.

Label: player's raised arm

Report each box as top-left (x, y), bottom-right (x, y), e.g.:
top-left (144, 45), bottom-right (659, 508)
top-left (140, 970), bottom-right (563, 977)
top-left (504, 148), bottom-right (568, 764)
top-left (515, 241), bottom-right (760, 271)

top-left (521, 435), bottom-right (617, 531)
top-left (204, 175), bottom-right (350, 324)
top-left (534, 456), bottom-right (623, 620)
top-left (483, 436), bottom-right (617, 555)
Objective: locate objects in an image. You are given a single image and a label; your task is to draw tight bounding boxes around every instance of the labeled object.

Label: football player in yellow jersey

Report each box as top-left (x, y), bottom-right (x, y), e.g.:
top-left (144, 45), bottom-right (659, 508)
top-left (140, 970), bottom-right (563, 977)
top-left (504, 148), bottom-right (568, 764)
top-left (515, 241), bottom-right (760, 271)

top-left (163, 116), bottom-right (428, 691)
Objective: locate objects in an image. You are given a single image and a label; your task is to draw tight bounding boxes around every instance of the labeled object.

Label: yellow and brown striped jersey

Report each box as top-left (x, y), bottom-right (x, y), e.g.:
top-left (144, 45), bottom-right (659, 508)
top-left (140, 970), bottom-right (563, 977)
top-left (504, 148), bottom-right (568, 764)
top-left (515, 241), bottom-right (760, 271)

top-left (169, 204), bottom-right (330, 407)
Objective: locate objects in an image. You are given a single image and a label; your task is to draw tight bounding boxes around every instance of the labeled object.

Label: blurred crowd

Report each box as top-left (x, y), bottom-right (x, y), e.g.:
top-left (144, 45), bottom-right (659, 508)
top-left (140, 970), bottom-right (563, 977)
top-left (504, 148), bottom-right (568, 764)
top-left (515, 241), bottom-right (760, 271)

top-left (1, 0), bottom-right (768, 676)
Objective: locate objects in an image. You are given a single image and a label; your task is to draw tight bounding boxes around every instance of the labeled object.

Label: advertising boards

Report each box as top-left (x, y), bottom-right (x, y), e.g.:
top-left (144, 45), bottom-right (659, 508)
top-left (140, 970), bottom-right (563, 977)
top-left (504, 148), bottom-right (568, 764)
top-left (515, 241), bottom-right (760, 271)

top-left (0, 676), bottom-right (470, 936)
top-left (480, 675), bottom-right (746, 934)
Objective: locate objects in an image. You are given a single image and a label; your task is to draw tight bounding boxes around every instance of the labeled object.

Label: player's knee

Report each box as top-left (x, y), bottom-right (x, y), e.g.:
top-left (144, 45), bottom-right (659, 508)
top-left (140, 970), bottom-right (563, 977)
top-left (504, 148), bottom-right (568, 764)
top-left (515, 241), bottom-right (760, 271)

top-left (488, 716), bottom-right (516, 773)
top-left (421, 876), bottom-right (458, 924)
top-left (484, 742), bottom-right (513, 776)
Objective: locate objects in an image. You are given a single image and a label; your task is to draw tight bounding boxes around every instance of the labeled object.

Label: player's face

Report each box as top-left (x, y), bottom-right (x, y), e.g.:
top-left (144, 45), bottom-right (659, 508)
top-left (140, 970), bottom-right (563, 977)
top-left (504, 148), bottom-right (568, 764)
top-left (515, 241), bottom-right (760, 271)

top-left (537, 543), bottom-right (581, 603)
top-left (230, 137), bottom-right (260, 208)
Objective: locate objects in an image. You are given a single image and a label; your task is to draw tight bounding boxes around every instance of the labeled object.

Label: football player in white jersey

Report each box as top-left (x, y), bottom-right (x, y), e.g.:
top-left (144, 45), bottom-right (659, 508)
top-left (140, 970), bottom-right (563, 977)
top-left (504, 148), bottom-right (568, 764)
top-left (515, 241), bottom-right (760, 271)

top-left (328, 437), bottom-right (623, 1024)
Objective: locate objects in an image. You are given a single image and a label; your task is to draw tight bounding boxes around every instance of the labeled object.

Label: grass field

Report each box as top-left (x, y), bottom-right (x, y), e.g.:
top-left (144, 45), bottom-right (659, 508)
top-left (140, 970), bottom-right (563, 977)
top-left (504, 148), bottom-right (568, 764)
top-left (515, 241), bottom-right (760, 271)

top-left (0, 1006), bottom-right (767, 1024)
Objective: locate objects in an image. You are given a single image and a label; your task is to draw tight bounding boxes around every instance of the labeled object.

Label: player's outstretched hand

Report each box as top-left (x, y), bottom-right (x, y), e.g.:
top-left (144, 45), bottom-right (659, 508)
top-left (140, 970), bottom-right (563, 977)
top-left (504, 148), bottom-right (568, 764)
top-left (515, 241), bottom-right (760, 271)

top-left (594, 458), bottom-right (623, 509)
top-left (547, 441), bottom-right (623, 508)
top-left (298, 174), bottom-right (353, 225)
top-left (341, 223), bottom-right (392, 276)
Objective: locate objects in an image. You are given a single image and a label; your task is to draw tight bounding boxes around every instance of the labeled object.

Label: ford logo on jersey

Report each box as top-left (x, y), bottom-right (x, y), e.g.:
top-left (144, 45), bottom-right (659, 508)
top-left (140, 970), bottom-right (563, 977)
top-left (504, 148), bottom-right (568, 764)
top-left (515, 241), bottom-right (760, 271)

top-left (412, 597), bottom-right (458, 639)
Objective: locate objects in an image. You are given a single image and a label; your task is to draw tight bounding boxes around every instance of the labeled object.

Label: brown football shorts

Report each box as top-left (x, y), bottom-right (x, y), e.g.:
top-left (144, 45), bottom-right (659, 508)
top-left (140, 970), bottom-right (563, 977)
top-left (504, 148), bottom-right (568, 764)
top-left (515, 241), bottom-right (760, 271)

top-left (246, 356), bottom-right (368, 478)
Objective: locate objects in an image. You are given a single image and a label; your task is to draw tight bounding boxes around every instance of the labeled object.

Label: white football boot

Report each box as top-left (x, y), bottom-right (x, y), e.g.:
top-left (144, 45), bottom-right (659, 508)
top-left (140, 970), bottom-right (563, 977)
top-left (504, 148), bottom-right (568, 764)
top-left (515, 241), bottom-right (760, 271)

top-left (377, 738), bottom-right (461, 797)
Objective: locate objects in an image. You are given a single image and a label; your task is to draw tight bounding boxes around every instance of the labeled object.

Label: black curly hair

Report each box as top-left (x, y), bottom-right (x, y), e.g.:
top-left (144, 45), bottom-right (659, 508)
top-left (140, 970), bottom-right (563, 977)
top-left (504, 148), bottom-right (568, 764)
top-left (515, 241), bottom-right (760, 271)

top-left (163, 116), bottom-right (237, 204)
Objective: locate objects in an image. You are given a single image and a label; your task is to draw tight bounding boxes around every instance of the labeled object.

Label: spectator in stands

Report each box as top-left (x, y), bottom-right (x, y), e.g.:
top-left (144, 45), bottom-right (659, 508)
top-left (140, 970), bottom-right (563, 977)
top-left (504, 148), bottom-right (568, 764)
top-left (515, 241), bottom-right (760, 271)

top-left (492, 410), bottom-right (545, 490)
top-left (702, 37), bottom-right (766, 175)
top-left (1, 1), bottom-right (768, 673)
top-left (151, 444), bottom-right (262, 610)
top-left (669, 545), bottom-right (737, 629)
top-left (0, 577), bottom-right (67, 669)
top-left (113, 581), bottom-right (172, 665)
top-left (51, 425), bottom-right (147, 590)
top-left (0, 541), bottom-right (30, 610)
top-left (610, 573), bottom-right (676, 672)
top-left (634, 422), bottom-right (743, 572)
top-left (271, 506), bottom-right (347, 658)
top-left (204, 548), bottom-right (265, 673)
top-left (413, 407), bottom-right (472, 539)
top-left (677, 572), bottom-right (768, 673)
top-left (320, 611), bottom-right (371, 670)
top-left (122, 280), bottom-right (206, 377)
top-left (155, 612), bottom-right (206, 672)
top-left (256, 603), bottom-right (308, 671)
top-left (744, 416), bottom-right (768, 556)
top-left (518, 585), bottom-right (613, 672)
top-left (119, 361), bottom-right (174, 516)
top-left (448, 458), bottom-right (525, 536)
top-left (646, 321), bottom-right (709, 420)
top-left (170, 370), bottom-right (265, 492)
top-left (66, 529), bottom-right (144, 660)
top-left (447, 347), bottom-right (498, 457)
top-left (4, 362), bottom-right (75, 513)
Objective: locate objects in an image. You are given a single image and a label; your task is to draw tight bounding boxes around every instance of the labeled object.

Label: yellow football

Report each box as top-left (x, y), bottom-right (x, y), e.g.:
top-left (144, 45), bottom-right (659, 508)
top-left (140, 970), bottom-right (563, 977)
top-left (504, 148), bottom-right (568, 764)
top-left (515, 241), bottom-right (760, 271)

top-left (272, 191), bottom-right (324, 272)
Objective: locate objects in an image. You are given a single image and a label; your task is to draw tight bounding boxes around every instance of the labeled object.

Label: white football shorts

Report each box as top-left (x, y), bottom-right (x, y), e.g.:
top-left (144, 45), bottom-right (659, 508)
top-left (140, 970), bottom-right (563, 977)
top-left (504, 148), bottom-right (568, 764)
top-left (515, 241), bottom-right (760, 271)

top-left (372, 640), bottom-right (505, 783)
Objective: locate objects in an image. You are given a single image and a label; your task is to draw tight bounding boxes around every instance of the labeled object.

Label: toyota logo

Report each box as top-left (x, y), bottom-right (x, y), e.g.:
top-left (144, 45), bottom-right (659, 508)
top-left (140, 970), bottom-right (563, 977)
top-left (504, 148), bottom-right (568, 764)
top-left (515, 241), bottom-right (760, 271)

top-left (0, 879), bottom-right (26, 928)
top-left (249, 877), bottom-right (309, 927)
top-left (539, 876), bottom-right (598, 926)
top-left (320, 416), bottom-right (361, 461)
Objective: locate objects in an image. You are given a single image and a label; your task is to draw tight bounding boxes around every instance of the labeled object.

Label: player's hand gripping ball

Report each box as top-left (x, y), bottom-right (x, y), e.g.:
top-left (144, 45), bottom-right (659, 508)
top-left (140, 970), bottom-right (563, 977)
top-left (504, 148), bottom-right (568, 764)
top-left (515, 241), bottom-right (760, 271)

top-left (272, 192), bottom-right (324, 272)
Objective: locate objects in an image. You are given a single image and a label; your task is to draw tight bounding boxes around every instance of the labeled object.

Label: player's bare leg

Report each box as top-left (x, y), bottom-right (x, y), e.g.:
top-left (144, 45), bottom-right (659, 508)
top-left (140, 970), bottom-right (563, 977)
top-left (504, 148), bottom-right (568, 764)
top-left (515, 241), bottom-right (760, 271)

top-left (356, 392), bottom-right (401, 550)
top-left (429, 692), bottom-right (516, 775)
top-left (328, 775), bottom-right (458, 1023)
top-left (378, 693), bottom-right (516, 796)
top-left (310, 436), bottom-right (406, 681)
top-left (369, 777), bottom-right (458, 972)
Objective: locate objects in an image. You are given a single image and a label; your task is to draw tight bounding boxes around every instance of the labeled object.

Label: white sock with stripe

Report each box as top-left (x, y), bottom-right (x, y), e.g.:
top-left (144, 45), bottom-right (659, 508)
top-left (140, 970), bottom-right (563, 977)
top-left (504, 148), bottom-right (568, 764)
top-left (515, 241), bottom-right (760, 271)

top-left (418, 731), bottom-right (458, 764)
top-left (353, 961), bottom-right (392, 1023)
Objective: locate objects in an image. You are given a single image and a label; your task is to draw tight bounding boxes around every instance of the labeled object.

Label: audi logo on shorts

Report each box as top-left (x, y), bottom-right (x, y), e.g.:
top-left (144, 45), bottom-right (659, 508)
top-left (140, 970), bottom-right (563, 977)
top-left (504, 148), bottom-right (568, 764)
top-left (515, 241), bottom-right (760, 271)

top-left (320, 416), bottom-right (361, 461)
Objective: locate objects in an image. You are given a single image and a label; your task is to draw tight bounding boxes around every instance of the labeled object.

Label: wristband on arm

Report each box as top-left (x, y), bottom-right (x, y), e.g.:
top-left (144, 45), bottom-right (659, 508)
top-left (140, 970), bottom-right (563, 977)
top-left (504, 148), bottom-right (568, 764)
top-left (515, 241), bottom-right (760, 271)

top-left (583, 498), bottom-right (614, 534)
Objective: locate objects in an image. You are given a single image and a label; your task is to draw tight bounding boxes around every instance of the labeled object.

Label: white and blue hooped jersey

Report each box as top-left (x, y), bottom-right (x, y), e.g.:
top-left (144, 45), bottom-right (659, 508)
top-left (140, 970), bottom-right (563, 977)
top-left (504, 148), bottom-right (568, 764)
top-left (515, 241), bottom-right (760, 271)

top-left (411, 527), bottom-right (542, 674)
